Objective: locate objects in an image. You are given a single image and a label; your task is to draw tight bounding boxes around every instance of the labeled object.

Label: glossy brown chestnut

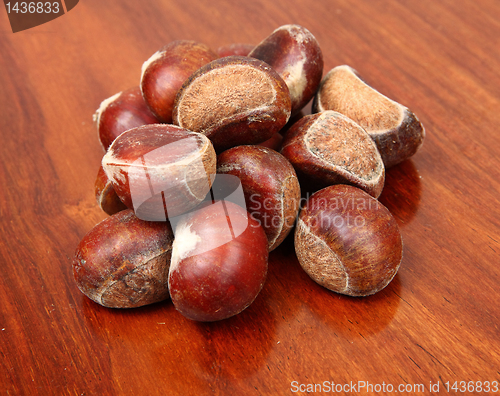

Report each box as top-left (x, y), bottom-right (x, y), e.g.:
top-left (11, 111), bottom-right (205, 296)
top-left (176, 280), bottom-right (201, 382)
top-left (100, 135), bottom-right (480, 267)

top-left (280, 111), bottom-right (385, 198)
top-left (73, 209), bottom-right (174, 308)
top-left (312, 65), bottom-right (425, 168)
top-left (102, 124), bottom-right (216, 221)
top-left (140, 40), bottom-right (218, 123)
top-left (94, 164), bottom-right (127, 216)
top-left (168, 200), bottom-right (268, 322)
top-left (249, 24), bottom-right (323, 115)
top-left (258, 132), bottom-right (284, 151)
top-left (216, 43), bottom-right (254, 58)
top-left (217, 145), bottom-right (301, 251)
top-left (94, 86), bottom-right (160, 151)
top-left (172, 55), bottom-right (292, 152)
top-left (295, 185), bottom-right (403, 296)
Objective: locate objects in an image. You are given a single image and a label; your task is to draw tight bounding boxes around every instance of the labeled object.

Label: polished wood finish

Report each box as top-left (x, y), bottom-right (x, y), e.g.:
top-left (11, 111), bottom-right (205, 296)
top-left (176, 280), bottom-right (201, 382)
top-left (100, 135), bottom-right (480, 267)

top-left (1, 1), bottom-right (499, 394)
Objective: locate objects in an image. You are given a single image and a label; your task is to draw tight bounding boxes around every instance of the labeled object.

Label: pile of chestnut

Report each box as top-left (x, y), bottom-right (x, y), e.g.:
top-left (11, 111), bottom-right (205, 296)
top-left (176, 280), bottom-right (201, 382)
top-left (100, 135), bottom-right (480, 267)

top-left (73, 24), bottom-right (425, 322)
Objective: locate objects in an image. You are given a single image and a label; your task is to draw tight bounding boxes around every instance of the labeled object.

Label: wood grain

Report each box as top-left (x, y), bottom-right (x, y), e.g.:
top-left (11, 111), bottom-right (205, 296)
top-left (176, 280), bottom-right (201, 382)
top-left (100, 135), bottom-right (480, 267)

top-left (1, 0), bottom-right (499, 394)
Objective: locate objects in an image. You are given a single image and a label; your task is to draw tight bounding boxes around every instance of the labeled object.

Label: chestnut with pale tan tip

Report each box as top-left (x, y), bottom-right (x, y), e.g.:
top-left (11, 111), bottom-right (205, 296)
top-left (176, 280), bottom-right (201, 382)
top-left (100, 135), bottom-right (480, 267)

top-left (280, 111), bottom-right (385, 198)
top-left (102, 124), bottom-right (216, 221)
top-left (140, 40), bottom-right (218, 123)
top-left (312, 65), bottom-right (425, 168)
top-left (73, 209), bottom-right (174, 308)
top-left (94, 86), bottom-right (160, 152)
top-left (172, 55), bottom-right (292, 152)
top-left (295, 185), bottom-right (403, 297)
top-left (168, 200), bottom-right (269, 322)
top-left (249, 24), bottom-right (324, 116)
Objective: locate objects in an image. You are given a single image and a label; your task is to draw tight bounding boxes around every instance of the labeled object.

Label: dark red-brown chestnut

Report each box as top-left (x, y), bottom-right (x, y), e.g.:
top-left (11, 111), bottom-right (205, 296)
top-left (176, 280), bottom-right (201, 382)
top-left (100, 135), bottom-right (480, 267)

top-left (258, 132), bottom-right (283, 151)
top-left (140, 40), bottom-right (218, 123)
top-left (280, 111), bottom-right (385, 198)
top-left (102, 124), bottom-right (216, 221)
top-left (295, 185), bottom-right (403, 296)
top-left (249, 24), bottom-right (323, 115)
top-left (217, 145), bottom-right (301, 251)
top-left (312, 65), bottom-right (425, 168)
top-left (73, 209), bottom-right (174, 308)
top-left (94, 165), bottom-right (127, 216)
top-left (94, 86), bottom-right (160, 151)
top-left (168, 200), bottom-right (268, 322)
top-left (172, 56), bottom-right (292, 152)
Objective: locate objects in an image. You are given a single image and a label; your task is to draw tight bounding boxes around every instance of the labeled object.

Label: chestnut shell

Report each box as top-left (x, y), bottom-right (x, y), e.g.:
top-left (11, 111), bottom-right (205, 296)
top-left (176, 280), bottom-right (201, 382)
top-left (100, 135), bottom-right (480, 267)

top-left (172, 55), bottom-right (292, 152)
top-left (168, 201), bottom-right (269, 321)
top-left (217, 145), bottom-right (301, 251)
top-left (73, 210), bottom-right (174, 308)
top-left (295, 185), bottom-right (403, 296)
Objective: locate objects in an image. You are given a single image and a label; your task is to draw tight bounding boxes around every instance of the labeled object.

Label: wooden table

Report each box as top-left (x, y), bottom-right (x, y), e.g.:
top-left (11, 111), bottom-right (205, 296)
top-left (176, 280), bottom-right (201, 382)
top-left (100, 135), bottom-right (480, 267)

top-left (1, 0), bottom-right (499, 394)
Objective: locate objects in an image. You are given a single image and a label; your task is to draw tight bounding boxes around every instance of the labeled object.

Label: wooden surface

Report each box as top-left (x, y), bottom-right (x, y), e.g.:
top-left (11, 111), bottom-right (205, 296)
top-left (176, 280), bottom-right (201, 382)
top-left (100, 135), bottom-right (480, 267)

top-left (1, 0), bottom-right (500, 395)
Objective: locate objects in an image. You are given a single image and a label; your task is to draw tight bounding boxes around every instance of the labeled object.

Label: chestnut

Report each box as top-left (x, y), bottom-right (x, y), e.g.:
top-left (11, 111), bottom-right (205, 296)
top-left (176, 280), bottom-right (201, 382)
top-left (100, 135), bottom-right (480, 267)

top-left (73, 209), bottom-right (174, 308)
top-left (93, 86), bottom-right (160, 151)
top-left (295, 184), bottom-right (403, 296)
top-left (249, 24), bottom-right (324, 115)
top-left (217, 145), bottom-right (301, 251)
top-left (94, 164), bottom-right (127, 216)
top-left (258, 132), bottom-right (283, 151)
top-left (168, 200), bottom-right (268, 322)
top-left (140, 40), bottom-right (218, 123)
top-left (280, 111), bottom-right (385, 198)
top-left (102, 124), bottom-right (216, 221)
top-left (172, 55), bottom-right (292, 152)
top-left (312, 65), bottom-right (425, 168)
top-left (216, 43), bottom-right (254, 57)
